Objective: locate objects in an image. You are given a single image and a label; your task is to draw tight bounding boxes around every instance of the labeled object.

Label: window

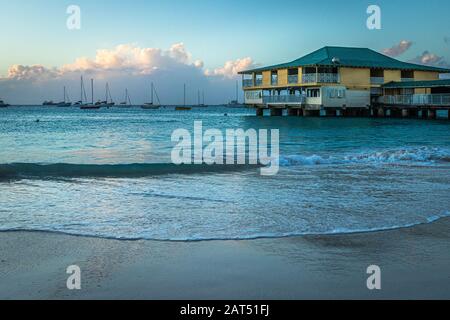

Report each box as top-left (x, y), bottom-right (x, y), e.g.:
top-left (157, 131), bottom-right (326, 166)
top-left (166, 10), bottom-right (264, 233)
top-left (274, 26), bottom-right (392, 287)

top-left (370, 69), bottom-right (384, 77)
top-left (307, 88), bottom-right (321, 98)
top-left (288, 68), bottom-right (298, 76)
top-left (401, 70), bottom-right (414, 79)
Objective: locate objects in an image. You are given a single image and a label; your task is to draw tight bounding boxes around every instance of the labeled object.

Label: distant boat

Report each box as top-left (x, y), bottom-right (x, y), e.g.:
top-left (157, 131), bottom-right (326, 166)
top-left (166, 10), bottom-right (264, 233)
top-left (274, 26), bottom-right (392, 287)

top-left (142, 82), bottom-right (161, 109)
top-left (57, 86), bottom-right (72, 107)
top-left (196, 89), bottom-right (207, 107)
top-left (227, 80), bottom-right (242, 107)
top-left (118, 89), bottom-right (132, 108)
top-left (43, 100), bottom-right (58, 106)
top-left (175, 84), bottom-right (191, 111)
top-left (80, 78), bottom-right (100, 110)
top-left (95, 83), bottom-right (115, 108)
top-left (0, 99), bottom-right (10, 108)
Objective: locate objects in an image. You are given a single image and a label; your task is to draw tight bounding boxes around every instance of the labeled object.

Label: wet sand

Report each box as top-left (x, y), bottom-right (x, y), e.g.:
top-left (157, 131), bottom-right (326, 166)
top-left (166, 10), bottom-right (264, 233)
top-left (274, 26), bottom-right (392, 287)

top-left (0, 217), bottom-right (449, 300)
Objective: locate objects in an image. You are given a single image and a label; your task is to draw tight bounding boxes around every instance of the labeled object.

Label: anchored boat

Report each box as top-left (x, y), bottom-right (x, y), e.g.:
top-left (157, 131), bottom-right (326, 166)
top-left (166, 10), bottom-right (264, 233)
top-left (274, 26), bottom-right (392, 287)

top-left (57, 86), bottom-right (72, 107)
top-left (80, 78), bottom-right (101, 110)
top-left (142, 82), bottom-right (161, 109)
top-left (118, 89), bottom-right (132, 108)
top-left (0, 99), bottom-right (10, 108)
top-left (175, 84), bottom-right (191, 111)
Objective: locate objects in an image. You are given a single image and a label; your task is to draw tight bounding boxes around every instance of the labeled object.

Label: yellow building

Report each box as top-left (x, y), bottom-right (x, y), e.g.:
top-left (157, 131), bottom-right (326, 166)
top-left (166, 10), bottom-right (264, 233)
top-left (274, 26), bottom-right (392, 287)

top-left (239, 46), bottom-right (450, 116)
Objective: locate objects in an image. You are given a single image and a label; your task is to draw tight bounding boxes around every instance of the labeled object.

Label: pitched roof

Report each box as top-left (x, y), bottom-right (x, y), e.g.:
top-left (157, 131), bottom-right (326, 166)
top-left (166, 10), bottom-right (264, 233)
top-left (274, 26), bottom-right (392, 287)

top-left (239, 46), bottom-right (450, 74)
top-left (382, 79), bottom-right (450, 89)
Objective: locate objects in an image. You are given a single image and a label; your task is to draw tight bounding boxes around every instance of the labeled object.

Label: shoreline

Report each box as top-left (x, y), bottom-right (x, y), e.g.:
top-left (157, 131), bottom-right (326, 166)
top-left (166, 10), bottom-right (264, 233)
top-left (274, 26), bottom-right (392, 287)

top-left (1, 211), bottom-right (449, 242)
top-left (1, 217), bottom-right (449, 300)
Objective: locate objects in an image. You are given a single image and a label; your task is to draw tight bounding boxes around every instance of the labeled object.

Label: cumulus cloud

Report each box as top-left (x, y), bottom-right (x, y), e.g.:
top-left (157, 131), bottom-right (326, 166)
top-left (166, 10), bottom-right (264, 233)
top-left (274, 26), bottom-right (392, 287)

top-left (6, 64), bottom-right (60, 81)
top-left (383, 40), bottom-right (413, 57)
top-left (0, 43), bottom-right (256, 104)
top-left (61, 43), bottom-right (201, 75)
top-left (205, 57), bottom-right (257, 78)
top-left (409, 51), bottom-right (450, 68)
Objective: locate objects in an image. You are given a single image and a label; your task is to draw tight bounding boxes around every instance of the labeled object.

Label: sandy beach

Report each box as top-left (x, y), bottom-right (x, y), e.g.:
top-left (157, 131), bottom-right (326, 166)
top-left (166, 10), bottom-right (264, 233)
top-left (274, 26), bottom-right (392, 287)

top-left (1, 217), bottom-right (449, 300)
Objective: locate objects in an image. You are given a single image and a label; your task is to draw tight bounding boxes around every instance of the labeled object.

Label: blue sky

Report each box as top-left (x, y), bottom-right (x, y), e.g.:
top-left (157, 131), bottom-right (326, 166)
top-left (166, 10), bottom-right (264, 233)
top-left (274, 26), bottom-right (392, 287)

top-left (1, 0), bottom-right (449, 103)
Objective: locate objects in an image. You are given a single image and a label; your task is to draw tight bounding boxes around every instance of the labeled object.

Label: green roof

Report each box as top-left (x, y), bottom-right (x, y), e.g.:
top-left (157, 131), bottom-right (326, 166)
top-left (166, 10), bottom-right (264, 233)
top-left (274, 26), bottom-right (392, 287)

top-left (239, 46), bottom-right (450, 74)
top-left (382, 79), bottom-right (450, 89)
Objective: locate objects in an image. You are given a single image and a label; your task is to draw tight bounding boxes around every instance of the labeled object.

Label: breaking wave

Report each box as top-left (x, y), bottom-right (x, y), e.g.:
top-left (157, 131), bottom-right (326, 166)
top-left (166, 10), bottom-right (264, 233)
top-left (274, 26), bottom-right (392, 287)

top-left (280, 147), bottom-right (450, 167)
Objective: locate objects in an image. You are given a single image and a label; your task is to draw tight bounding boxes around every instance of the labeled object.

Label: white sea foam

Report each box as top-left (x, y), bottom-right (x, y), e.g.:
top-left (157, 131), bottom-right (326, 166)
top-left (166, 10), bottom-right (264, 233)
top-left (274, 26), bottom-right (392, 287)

top-left (279, 147), bottom-right (450, 167)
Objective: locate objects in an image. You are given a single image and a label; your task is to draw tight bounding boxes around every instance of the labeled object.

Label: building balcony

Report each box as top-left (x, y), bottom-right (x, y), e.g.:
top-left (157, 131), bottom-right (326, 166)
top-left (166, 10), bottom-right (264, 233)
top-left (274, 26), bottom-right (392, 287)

top-left (370, 77), bottom-right (385, 84)
top-left (401, 78), bottom-right (414, 82)
top-left (302, 73), bottom-right (339, 83)
top-left (271, 78), bottom-right (278, 86)
top-left (378, 94), bottom-right (450, 106)
top-left (255, 79), bottom-right (263, 86)
top-left (243, 79), bottom-right (254, 88)
top-left (288, 75), bottom-right (299, 84)
top-left (263, 95), bottom-right (306, 104)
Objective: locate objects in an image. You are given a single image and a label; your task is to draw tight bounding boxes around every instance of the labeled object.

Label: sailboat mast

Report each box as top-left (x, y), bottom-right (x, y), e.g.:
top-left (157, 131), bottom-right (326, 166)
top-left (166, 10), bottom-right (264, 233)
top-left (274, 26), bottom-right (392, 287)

top-left (91, 79), bottom-right (94, 104)
top-left (236, 80), bottom-right (239, 103)
top-left (202, 91), bottom-right (205, 105)
top-left (80, 76), bottom-right (83, 103)
top-left (183, 84), bottom-right (186, 107)
top-left (64, 86), bottom-right (66, 103)
top-left (198, 90), bottom-right (200, 106)
top-left (151, 83), bottom-right (154, 104)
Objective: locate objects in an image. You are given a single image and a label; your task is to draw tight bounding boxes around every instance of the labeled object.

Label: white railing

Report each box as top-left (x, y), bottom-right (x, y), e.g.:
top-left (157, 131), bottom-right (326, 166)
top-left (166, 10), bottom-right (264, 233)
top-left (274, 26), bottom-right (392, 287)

top-left (378, 94), bottom-right (450, 106)
top-left (370, 77), bottom-right (385, 84)
top-left (263, 95), bottom-right (306, 104)
top-left (302, 73), bottom-right (339, 83)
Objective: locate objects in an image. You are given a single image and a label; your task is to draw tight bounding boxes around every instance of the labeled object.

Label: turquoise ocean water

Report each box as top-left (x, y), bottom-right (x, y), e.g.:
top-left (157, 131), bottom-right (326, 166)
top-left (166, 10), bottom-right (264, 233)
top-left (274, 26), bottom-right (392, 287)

top-left (0, 106), bottom-right (449, 240)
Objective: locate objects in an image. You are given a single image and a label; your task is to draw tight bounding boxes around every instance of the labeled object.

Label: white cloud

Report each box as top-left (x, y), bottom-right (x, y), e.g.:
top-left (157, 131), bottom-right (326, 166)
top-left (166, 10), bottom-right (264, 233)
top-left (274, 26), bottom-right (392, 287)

top-left (205, 57), bottom-right (256, 78)
top-left (6, 64), bottom-right (60, 81)
top-left (383, 40), bottom-right (413, 57)
top-left (61, 43), bottom-right (201, 75)
top-left (0, 43), bottom-right (255, 104)
top-left (409, 51), bottom-right (450, 68)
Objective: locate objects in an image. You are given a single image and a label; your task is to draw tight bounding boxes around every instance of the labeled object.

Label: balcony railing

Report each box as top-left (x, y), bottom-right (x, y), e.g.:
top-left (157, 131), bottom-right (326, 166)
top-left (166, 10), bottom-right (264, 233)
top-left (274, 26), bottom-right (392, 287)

top-left (243, 79), bottom-right (254, 87)
top-left (263, 95), bottom-right (306, 104)
top-left (401, 78), bottom-right (414, 82)
top-left (378, 94), bottom-right (450, 106)
top-left (288, 75), bottom-right (299, 84)
top-left (271, 77), bottom-right (278, 86)
top-left (370, 77), bottom-right (385, 84)
top-left (302, 73), bottom-right (339, 83)
top-left (255, 79), bottom-right (263, 86)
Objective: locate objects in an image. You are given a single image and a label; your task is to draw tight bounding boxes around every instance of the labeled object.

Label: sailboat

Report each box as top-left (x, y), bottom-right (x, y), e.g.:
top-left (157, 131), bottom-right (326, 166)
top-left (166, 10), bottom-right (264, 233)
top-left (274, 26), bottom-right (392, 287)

top-left (197, 89), bottom-right (206, 107)
top-left (118, 89), bottom-right (132, 108)
top-left (175, 84), bottom-right (191, 111)
top-left (227, 80), bottom-right (242, 107)
top-left (57, 86), bottom-right (72, 107)
top-left (142, 82), bottom-right (161, 109)
top-left (80, 78), bottom-right (101, 109)
top-left (95, 83), bottom-right (115, 108)
top-left (0, 99), bottom-right (10, 108)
